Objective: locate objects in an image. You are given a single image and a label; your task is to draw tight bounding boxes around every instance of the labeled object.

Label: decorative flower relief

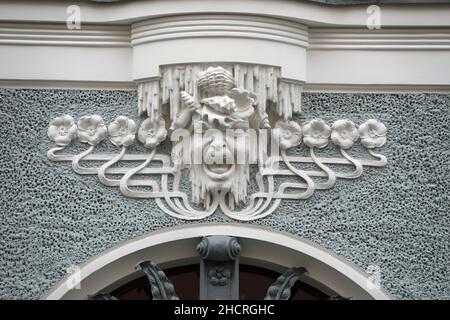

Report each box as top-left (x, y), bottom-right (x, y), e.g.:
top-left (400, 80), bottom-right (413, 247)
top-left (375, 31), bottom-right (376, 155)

top-left (208, 264), bottom-right (231, 286)
top-left (138, 118), bottom-right (167, 148)
top-left (302, 119), bottom-right (331, 148)
top-left (108, 116), bottom-right (137, 147)
top-left (47, 115), bottom-right (78, 146)
top-left (272, 120), bottom-right (302, 150)
top-left (331, 119), bottom-right (359, 149)
top-left (77, 115), bottom-right (107, 146)
top-left (358, 119), bottom-right (387, 149)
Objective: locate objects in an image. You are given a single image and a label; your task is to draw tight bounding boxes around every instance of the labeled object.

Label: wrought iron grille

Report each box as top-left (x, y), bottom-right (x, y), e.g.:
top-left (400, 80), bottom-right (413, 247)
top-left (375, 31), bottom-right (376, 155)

top-left (89, 236), bottom-right (348, 300)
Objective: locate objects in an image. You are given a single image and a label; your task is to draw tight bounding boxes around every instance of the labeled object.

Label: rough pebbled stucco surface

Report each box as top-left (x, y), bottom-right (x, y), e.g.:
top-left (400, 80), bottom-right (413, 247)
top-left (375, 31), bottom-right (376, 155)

top-left (0, 89), bottom-right (449, 299)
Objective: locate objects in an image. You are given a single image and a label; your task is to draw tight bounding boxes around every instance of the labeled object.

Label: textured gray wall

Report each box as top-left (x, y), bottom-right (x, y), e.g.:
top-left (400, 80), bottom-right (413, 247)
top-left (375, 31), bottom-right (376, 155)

top-left (0, 89), bottom-right (448, 299)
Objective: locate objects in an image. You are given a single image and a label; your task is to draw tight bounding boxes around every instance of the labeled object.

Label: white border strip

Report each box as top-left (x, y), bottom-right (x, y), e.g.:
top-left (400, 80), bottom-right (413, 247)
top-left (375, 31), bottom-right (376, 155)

top-left (0, 23), bottom-right (130, 47)
top-left (1, 80), bottom-right (449, 93)
top-left (303, 84), bottom-right (450, 93)
top-left (309, 28), bottom-right (450, 51)
top-left (0, 80), bottom-right (136, 90)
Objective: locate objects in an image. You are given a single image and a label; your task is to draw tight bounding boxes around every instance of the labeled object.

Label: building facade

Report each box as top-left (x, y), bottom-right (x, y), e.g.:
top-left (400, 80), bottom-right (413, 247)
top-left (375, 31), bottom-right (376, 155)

top-left (0, 0), bottom-right (449, 300)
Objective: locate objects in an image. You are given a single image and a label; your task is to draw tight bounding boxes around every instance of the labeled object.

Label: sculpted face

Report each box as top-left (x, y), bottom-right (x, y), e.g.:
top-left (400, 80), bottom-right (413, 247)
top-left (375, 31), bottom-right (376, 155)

top-left (201, 134), bottom-right (236, 181)
top-left (189, 114), bottom-right (250, 206)
top-left (172, 66), bottom-right (264, 207)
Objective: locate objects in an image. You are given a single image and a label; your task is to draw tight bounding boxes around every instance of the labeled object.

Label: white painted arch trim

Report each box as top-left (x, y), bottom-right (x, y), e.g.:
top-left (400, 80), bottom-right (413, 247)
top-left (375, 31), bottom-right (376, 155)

top-left (42, 224), bottom-right (392, 300)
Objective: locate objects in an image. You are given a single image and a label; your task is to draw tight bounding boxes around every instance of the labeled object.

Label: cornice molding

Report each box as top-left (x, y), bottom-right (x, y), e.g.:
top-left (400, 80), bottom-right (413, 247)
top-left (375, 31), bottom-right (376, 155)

top-left (0, 4), bottom-right (449, 88)
top-left (131, 15), bottom-right (308, 48)
top-left (0, 23), bottom-right (130, 47)
top-left (130, 15), bottom-right (309, 81)
top-left (1, 0), bottom-right (450, 27)
top-left (3, 22), bottom-right (449, 51)
top-left (310, 28), bottom-right (450, 50)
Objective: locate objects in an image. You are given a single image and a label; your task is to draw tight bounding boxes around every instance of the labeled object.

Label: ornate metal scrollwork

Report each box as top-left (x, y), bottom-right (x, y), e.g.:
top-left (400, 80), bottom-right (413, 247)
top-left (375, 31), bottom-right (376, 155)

top-left (137, 261), bottom-right (180, 300)
top-left (264, 267), bottom-right (307, 300)
top-left (88, 236), bottom-right (348, 300)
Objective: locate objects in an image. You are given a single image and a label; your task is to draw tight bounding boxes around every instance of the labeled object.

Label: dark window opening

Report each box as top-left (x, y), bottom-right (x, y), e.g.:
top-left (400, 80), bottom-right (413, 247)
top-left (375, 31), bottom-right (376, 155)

top-left (111, 264), bottom-right (329, 300)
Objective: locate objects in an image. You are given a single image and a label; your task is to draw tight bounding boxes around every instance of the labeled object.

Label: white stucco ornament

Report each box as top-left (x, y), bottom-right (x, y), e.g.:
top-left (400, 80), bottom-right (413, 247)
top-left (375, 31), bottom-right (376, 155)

top-left (303, 119), bottom-right (331, 148)
top-left (47, 63), bottom-right (387, 221)
top-left (47, 115), bottom-right (77, 146)
top-left (108, 116), bottom-right (137, 147)
top-left (358, 119), bottom-right (387, 149)
top-left (138, 118), bottom-right (167, 148)
top-left (273, 120), bottom-right (302, 150)
top-left (331, 119), bottom-right (359, 149)
top-left (77, 115), bottom-right (107, 146)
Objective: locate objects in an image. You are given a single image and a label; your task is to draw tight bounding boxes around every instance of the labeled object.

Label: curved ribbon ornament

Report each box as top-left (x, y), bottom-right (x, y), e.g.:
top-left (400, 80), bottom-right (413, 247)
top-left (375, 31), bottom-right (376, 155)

top-left (98, 146), bottom-right (126, 186)
top-left (309, 147), bottom-right (336, 190)
top-left (339, 148), bottom-right (363, 179)
top-left (72, 145), bottom-right (96, 174)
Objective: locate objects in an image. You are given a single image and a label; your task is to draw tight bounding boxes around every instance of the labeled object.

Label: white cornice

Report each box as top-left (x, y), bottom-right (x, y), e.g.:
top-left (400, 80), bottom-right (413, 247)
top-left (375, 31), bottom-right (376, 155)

top-left (131, 15), bottom-right (308, 48)
top-left (130, 14), bottom-right (309, 81)
top-left (310, 28), bottom-right (450, 50)
top-left (0, 1), bottom-right (449, 89)
top-left (0, 23), bottom-right (130, 47)
top-left (5, 22), bottom-right (449, 51)
top-left (1, 0), bottom-right (450, 27)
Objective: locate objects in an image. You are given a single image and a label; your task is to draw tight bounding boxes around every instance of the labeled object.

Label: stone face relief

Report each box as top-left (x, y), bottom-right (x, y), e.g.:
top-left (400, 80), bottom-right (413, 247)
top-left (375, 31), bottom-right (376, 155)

top-left (47, 64), bottom-right (387, 221)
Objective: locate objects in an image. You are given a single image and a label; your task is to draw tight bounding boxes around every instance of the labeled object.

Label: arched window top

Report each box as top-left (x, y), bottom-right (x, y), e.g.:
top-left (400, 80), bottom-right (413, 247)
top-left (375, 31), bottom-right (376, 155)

top-left (42, 224), bottom-right (392, 300)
